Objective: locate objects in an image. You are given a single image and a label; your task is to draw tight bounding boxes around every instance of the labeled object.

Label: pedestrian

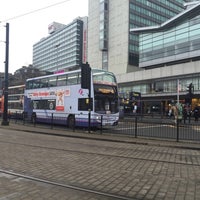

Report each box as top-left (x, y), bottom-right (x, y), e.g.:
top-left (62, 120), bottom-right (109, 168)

top-left (168, 108), bottom-right (172, 118)
top-left (193, 106), bottom-right (199, 122)
top-left (183, 106), bottom-right (187, 124)
top-left (172, 105), bottom-right (178, 124)
top-left (132, 103), bottom-right (137, 115)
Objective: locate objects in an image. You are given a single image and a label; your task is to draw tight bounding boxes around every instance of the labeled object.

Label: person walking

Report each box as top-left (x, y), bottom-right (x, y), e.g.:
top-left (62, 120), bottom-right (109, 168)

top-left (183, 106), bottom-right (188, 124)
top-left (193, 106), bottom-right (199, 122)
top-left (172, 105), bottom-right (178, 124)
top-left (132, 103), bottom-right (137, 115)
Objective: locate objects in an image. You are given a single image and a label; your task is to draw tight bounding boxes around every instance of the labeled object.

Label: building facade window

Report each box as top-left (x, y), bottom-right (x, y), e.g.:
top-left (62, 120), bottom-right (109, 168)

top-left (119, 75), bottom-right (200, 97)
top-left (102, 51), bottom-right (108, 71)
top-left (99, 0), bottom-right (108, 51)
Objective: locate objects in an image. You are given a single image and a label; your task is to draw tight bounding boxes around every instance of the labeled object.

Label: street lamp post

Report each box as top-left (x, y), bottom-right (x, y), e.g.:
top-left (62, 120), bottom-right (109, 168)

top-left (2, 23), bottom-right (9, 126)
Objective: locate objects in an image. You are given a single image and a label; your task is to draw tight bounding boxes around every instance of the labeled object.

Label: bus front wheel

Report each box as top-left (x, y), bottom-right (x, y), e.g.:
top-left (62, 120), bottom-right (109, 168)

top-left (68, 115), bottom-right (75, 129)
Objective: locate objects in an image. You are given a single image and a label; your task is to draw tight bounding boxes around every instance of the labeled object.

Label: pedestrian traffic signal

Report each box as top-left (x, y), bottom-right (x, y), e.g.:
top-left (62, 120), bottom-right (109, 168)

top-left (81, 62), bottom-right (91, 89)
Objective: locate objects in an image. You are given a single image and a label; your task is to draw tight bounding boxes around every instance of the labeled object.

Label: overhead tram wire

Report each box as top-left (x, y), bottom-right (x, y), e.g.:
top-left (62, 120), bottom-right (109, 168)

top-left (1, 0), bottom-right (71, 22)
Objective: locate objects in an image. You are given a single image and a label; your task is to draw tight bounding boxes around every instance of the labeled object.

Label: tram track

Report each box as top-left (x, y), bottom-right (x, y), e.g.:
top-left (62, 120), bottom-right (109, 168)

top-left (0, 168), bottom-right (133, 200)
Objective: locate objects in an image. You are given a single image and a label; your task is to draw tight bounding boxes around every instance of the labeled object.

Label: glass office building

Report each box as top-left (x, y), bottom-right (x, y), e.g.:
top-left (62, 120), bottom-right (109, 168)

top-left (117, 2), bottom-right (200, 110)
top-left (135, 3), bottom-right (200, 68)
top-left (33, 18), bottom-right (85, 73)
top-left (129, 0), bottom-right (184, 66)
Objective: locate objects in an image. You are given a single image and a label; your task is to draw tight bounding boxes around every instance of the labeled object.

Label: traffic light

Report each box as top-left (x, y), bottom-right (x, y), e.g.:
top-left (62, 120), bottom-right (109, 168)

top-left (81, 62), bottom-right (91, 89)
top-left (187, 83), bottom-right (193, 97)
top-left (185, 83), bottom-right (194, 105)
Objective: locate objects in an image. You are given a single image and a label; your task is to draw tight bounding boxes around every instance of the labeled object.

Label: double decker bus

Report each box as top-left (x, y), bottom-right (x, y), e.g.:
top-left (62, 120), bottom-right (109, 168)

top-left (24, 69), bottom-right (119, 127)
top-left (0, 85), bottom-right (25, 118)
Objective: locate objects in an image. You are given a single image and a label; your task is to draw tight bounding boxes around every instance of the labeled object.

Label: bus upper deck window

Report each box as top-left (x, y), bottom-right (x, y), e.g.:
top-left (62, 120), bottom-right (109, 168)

top-left (27, 81), bottom-right (32, 89)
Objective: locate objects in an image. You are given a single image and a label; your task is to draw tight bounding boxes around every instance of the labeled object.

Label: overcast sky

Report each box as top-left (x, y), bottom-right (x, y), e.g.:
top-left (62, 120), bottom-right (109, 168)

top-left (0, 0), bottom-right (88, 74)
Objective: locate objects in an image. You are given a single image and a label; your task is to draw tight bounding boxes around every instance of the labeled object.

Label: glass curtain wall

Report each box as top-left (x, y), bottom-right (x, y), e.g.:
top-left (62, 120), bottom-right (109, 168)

top-left (129, 0), bottom-right (184, 66)
top-left (140, 15), bottom-right (200, 66)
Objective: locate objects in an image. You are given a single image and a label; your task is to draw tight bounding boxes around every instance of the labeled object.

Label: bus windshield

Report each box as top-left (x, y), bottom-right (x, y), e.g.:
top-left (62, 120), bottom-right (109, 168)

top-left (94, 84), bottom-right (118, 114)
top-left (92, 69), bottom-right (117, 86)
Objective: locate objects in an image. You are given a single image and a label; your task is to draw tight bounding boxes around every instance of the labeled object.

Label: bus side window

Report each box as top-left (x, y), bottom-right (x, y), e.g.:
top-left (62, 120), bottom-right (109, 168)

top-left (26, 81), bottom-right (32, 89)
top-left (32, 81), bottom-right (37, 89)
top-left (33, 80), bottom-right (40, 89)
top-left (68, 73), bottom-right (78, 85)
top-left (49, 77), bottom-right (57, 87)
top-left (40, 78), bottom-right (48, 88)
top-left (57, 75), bottom-right (67, 86)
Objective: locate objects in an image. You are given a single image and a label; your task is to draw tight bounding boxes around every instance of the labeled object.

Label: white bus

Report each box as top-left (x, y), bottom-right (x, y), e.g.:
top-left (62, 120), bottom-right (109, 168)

top-left (24, 69), bottom-right (119, 127)
top-left (1, 85), bottom-right (25, 118)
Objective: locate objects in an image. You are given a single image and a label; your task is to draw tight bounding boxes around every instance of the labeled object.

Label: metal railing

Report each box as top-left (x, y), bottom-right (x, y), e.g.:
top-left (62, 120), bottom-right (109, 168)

top-left (105, 116), bottom-right (200, 142)
top-left (2, 111), bottom-right (200, 143)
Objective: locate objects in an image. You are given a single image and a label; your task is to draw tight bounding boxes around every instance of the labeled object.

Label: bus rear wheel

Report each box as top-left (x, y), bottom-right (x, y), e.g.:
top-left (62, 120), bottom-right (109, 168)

top-left (68, 115), bottom-right (75, 129)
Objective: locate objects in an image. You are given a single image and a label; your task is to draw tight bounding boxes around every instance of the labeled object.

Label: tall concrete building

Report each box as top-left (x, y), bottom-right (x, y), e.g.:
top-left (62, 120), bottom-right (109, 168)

top-left (33, 17), bottom-right (88, 73)
top-left (88, 0), bottom-right (184, 74)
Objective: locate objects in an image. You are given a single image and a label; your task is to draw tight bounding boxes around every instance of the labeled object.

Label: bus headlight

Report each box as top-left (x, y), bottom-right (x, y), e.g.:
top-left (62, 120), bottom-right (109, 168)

top-left (96, 116), bottom-right (101, 120)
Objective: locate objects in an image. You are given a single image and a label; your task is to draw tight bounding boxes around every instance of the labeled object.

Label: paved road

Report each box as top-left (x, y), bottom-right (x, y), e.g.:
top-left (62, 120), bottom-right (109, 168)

top-left (0, 123), bottom-right (200, 199)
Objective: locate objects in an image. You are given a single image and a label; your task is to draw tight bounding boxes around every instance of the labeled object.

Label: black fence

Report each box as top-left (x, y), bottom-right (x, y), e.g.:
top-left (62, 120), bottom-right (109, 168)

top-left (107, 116), bottom-right (200, 142)
top-left (2, 111), bottom-right (200, 143)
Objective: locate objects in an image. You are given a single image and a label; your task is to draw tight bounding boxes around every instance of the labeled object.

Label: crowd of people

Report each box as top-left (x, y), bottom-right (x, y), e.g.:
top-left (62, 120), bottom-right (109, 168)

top-left (168, 103), bottom-right (200, 123)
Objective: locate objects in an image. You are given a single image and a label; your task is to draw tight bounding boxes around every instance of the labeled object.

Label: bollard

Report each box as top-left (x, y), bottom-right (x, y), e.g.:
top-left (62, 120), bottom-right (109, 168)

top-left (51, 113), bottom-right (53, 129)
top-left (73, 116), bottom-right (75, 132)
top-left (135, 117), bottom-right (138, 138)
top-left (176, 119), bottom-right (179, 142)
top-left (15, 112), bottom-right (17, 124)
top-left (88, 110), bottom-right (91, 133)
top-left (23, 113), bottom-right (25, 125)
top-left (100, 115), bottom-right (103, 134)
